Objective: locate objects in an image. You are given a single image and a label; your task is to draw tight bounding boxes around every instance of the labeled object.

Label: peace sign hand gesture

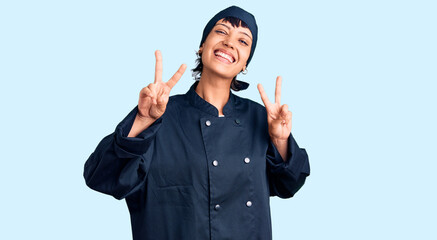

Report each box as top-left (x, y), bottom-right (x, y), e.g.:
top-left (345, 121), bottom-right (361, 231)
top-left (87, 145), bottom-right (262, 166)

top-left (138, 50), bottom-right (187, 120)
top-left (257, 76), bottom-right (292, 142)
top-left (128, 50), bottom-right (186, 137)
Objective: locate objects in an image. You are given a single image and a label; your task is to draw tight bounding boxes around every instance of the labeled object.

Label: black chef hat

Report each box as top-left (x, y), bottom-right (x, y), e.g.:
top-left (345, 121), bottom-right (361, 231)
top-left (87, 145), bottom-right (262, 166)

top-left (199, 5), bottom-right (258, 66)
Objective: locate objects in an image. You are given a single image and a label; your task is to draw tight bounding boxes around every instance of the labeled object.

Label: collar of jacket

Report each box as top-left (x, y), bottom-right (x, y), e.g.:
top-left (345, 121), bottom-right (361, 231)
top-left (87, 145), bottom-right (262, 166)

top-left (186, 81), bottom-right (236, 117)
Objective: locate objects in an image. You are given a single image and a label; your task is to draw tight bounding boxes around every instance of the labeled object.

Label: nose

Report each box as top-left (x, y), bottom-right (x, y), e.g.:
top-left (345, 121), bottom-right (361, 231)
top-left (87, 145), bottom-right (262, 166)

top-left (223, 37), bottom-right (235, 49)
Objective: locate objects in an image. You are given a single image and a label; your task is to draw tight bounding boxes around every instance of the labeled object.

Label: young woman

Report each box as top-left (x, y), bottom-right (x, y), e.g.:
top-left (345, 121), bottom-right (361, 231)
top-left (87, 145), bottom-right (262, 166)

top-left (84, 6), bottom-right (310, 240)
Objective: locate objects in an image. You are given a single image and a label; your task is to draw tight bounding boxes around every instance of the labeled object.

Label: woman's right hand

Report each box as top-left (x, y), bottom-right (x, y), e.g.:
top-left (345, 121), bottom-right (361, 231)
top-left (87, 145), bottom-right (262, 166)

top-left (128, 50), bottom-right (186, 137)
top-left (138, 50), bottom-right (186, 121)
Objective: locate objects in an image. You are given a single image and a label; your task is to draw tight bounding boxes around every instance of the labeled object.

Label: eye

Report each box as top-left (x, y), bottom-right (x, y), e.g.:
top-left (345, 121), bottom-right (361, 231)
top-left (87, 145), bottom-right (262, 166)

top-left (215, 30), bottom-right (226, 35)
top-left (239, 39), bottom-right (249, 46)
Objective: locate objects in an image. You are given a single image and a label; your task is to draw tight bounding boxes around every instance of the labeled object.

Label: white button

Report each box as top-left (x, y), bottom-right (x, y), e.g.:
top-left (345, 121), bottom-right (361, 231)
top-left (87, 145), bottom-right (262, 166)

top-left (246, 201), bottom-right (252, 207)
top-left (212, 160), bottom-right (218, 166)
top-left (214, 204), bottom-right (220, 210)
top-left (244, 157), bottom-right (250, 164)
top-left (205, 120), bottom-right (211, 126)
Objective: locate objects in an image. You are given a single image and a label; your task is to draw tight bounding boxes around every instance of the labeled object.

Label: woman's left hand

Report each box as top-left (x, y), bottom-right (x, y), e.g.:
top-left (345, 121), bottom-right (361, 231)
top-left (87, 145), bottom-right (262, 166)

top-left (257, 76), bottom-right (292, 141)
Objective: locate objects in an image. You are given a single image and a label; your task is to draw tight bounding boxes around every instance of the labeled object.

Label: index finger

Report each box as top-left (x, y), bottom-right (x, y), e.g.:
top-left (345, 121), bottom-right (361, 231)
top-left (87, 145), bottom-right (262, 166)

top-left (275, 76), bottom-right (282, 104)
top-left (154, 50), bottom-right (163, 83)
top-left (257, 83), bottom-right (272, 107)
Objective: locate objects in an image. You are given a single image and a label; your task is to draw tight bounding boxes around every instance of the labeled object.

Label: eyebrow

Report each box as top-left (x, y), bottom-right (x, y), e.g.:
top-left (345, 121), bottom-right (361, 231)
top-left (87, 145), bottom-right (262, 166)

top-left (215, 23), bottom-right (253, 40)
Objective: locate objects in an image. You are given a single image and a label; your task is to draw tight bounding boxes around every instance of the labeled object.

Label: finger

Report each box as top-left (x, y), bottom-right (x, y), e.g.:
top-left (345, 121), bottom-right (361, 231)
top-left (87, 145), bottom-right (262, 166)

top-left (148, 83), bottom-right (158, 104)
top-left (157, 94), bottom-right (168, 106)
top-left (275, 76), bottom-right (282, 104)
top-left (154, 50), bottom-right (163, 83)
top-left (257, 83), bottom-right (272, 107)
top-left (167, 64), bottom-right (187, 89)
top-left (157, 94), bottom-right (165, 104)
top-left (286, 111), bottom-right (292, 122)
top-left (140, 87), bottom-right (153, 98)
top-left (286, 111), bottom-right (292, 130)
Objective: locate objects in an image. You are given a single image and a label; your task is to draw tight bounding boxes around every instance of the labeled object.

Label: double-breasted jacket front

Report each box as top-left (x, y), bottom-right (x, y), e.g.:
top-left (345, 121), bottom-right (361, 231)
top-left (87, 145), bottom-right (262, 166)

top-left (84, 81), bottom-right (310, 240)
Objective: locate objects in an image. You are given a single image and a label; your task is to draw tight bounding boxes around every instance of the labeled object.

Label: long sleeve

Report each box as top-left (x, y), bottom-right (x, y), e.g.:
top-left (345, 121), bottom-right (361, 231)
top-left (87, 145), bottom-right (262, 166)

top-left (267, 133), bottom-right (310, 198)
top-left (83, 106), bottom-right (163, 200)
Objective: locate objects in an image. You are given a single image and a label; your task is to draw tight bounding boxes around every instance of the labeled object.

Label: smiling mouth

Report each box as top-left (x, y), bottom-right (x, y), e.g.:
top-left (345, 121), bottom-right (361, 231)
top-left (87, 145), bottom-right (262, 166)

top-left (214, 50), bottom-right (235, 63)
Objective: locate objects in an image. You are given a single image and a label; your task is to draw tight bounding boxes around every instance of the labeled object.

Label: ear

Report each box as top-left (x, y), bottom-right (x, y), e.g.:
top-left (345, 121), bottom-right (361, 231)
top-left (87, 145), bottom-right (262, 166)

top-left (198, 44), bottom-right (204, 54)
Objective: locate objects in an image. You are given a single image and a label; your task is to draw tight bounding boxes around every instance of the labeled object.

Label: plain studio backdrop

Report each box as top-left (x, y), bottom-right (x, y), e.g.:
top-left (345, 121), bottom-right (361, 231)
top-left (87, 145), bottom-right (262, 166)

top-left (1, 0), bottom-right (436, 239)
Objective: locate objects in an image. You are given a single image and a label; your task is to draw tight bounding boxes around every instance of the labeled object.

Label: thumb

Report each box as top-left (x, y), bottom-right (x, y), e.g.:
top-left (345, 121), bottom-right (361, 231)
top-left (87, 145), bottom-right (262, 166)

top-left (280, 104), bottom-right (289, 118)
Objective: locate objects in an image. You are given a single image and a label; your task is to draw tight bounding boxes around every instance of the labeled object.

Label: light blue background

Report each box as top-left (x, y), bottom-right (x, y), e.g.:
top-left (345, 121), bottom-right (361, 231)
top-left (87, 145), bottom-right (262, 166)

top-left (1, 0), bottom-right (436, 239)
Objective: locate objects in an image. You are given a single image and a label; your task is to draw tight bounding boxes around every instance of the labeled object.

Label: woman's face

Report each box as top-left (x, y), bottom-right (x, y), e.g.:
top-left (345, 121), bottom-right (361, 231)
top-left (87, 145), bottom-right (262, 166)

top-left (200, 19), bottom-right (253, 80)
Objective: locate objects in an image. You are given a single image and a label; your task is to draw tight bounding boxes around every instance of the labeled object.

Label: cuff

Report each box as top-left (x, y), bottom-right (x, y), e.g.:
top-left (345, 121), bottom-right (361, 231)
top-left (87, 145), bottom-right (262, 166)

top-left (267, 133), bottom-right (310, 180)
top-left (114, 106), bottom-right (163, 155)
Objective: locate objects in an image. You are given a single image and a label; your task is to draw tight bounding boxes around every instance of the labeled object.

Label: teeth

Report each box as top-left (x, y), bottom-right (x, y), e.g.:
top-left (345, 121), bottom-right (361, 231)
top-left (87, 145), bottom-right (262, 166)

top-left (215, 51), bottom-right (234, 63)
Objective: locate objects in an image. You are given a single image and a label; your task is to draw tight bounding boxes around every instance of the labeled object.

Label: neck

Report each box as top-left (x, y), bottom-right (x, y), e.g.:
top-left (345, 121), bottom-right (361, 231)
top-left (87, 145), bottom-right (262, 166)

top-left (196, 70), bottom-right (232, 116)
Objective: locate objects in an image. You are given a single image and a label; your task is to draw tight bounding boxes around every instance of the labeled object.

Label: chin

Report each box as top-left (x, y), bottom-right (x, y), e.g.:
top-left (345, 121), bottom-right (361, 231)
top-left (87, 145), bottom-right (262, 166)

top-left (204, 62), bottom-right (239, 80)
top-left (209, 67), bottom-right (238, 80)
